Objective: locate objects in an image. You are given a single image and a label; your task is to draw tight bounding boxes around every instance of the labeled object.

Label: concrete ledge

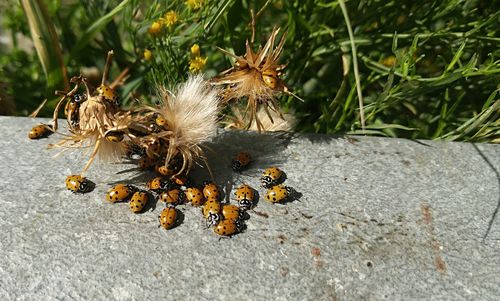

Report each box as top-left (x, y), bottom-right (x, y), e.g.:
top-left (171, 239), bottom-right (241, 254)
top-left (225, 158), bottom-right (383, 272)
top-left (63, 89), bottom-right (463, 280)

top-left (1, 116), bottom-right (499, 300)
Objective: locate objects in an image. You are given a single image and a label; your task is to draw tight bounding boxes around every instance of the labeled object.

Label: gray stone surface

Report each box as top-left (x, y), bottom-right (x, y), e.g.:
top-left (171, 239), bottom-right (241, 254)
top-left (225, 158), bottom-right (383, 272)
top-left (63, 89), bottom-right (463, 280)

top-left (0, 116), bottom-right (499, 300)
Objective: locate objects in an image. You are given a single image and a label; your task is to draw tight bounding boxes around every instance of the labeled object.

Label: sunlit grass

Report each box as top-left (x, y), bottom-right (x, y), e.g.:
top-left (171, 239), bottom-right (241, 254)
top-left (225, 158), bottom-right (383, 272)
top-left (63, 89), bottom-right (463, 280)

top-left (0, 0), bottom-right (498, 142)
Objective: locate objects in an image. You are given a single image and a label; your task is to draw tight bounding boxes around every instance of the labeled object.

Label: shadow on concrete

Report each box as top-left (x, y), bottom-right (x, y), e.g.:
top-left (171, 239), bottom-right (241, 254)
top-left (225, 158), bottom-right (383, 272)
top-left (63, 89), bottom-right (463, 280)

top-left (193, 130), bottom-right (294, 185)
top-left (473, 143), bottom-right (500, 243)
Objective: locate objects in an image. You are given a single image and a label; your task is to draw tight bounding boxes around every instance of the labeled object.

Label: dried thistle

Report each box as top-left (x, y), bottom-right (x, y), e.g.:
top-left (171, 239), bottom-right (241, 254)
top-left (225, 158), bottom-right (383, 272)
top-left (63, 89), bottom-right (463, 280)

top-left (50, 51), bottom-right (132, 174)
top-left (138, 75), bottom-right (220, 176)
top-left (211, 27), bottom-right (302, 131)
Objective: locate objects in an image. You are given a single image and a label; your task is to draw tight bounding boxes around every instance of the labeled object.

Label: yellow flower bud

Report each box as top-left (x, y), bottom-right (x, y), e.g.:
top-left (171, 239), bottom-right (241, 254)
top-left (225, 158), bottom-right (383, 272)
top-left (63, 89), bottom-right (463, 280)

top-left (143, 49), bottom-right (153, 61)
top-left (190, 44), bottom-right (200, 57)
top-left (148, 21), bottom-right (162, 35)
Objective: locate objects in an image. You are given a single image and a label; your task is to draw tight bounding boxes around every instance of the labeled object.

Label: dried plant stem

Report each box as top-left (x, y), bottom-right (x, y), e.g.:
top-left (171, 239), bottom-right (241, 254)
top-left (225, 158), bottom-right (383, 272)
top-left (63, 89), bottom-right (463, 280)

top-left (102, 50), bottom-right (114, 85)
top-left (339, 0), bottom-right (366, 132)
top-left (82, 139), bottom-right (101, 175)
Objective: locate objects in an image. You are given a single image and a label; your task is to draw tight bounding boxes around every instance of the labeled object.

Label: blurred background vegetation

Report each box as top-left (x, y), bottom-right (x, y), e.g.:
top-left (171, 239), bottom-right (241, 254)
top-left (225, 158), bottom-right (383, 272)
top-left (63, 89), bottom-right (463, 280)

top-left (0, 0), bottom-right (498, 142)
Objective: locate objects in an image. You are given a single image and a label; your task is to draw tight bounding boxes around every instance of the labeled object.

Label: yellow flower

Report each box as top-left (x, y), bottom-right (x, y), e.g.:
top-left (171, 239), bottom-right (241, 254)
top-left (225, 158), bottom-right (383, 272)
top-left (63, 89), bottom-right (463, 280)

top-left (160, 10), bottom-right (178, 28)
top-left (143, 49), bottom-right (153, 61)
top-left (185, 0), bottom-right (204, 10)
top-left (190, 44), bottom-right (200, 57)
top-left (189, 56), bottom-right (207, 73)
top-left (148, 21), bottom-right (162, 35)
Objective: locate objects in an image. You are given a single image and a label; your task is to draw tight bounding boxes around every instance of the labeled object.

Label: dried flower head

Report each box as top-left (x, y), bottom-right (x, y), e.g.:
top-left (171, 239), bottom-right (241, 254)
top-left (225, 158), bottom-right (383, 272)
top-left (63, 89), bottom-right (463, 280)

top-left (139, 75), bottom-right (220, 176)
top-left (211, 27), bottom-right (302, 131)
top-left (50, 51), bottom-right (132, 174)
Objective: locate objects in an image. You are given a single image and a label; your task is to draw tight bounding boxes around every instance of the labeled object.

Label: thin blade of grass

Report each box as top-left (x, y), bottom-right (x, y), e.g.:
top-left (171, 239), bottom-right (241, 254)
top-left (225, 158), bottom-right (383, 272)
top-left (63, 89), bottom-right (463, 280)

top-left (70, 0), bottom-right (132, 58)
top-left (364, 124), bottom-right (417, 131)
top-left (20, 0), bottom-right (68, 92)
top-left (204, 0), bottom-right (234, 33)
top-left (339, 0), bottom-right (365, 132)
top-left (439, 94), bottom-right (499, 141)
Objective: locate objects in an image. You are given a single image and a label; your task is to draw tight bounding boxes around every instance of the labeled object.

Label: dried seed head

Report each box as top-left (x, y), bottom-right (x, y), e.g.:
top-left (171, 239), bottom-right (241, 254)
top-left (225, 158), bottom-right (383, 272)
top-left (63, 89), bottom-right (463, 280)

top-left (212, 27), bottom-right (301, 131)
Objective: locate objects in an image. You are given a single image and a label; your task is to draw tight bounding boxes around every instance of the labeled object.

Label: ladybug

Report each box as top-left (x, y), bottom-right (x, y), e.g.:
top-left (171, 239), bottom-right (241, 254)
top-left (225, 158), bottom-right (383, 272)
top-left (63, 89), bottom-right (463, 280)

top-left (64, 93), bottom-right (85, 127)
top-left (221, 204), bottom-right (243, 221)
top-left (146, 176), bottom-right (165, 191)
top-left (202, 181), bottom-right (220, 201)
top-left (145, 139), bottom-right (161, 158)
top-left (158, 188), bottom-right (182, 205)
top-left (234, 184), bottom-right (255, 211)
top-left (97, 84), bottom-right (119, 106)
top-left (138, 156), bottom-right (157, 170)
top-left (264, 185), bottom-right (293, 203)
top-left (262, 69), bottom-right (279, 89)
top-left (183, 187), bottom-right (205, 207)
top-left (106, 184), bottom-right (136, 203)
top-left (214, 219), bottom-right (242, 237)
top-left (155, 115), bottom-right (170, 130)
top-left (171, 175), bottom-right (189, 187)
top-left (260, 167), bottom-right (284, 188)
top-left (234, 60), bottom-right (248, 70)
top-left (159, 205), bottom-right (178, 230)
top-left (65, 175), bottom-right (93, 193)
top-left (203, 199), bottom-right (222, 227)
top-left (155, 164), bottom-right (174, 176)
top-left (105, 130), bottom-right (124, 143)
top-left (231, 151), bottom-right (251, 171)
top-left (129, 191), bottom-right (149, 213)
top-left (28, 124), bottom-right (52, 139)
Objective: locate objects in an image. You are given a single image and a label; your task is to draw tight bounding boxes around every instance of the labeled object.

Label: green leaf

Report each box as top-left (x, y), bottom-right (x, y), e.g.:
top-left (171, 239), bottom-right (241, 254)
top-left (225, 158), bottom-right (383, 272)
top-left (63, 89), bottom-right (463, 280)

top-left (70, 0), bottom-right (132, 58)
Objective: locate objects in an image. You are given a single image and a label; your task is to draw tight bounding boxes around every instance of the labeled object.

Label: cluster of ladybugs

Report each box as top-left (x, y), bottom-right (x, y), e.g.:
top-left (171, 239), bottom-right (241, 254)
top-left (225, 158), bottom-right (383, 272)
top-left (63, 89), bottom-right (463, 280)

top-left (64, 151), bottom-right (295, 238)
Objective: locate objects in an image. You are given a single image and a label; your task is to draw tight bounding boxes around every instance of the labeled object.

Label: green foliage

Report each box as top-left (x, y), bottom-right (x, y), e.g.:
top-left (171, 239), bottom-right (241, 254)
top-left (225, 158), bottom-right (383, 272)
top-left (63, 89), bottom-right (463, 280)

top-left (0, 0), bottom-right (498, 142)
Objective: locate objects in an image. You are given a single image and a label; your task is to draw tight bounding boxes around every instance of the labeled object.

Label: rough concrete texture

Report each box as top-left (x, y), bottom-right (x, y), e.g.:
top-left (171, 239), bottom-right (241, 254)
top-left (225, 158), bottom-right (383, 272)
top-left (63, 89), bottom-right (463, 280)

top-left (0, 116), bottom-right (499, 300)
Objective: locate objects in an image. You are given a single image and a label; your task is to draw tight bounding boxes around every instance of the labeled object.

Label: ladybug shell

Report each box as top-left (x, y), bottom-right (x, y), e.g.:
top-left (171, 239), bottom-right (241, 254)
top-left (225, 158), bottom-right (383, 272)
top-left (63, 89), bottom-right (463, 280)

top-left (159, 189), bottom-right (181, 204)
top-left (159, 206), bottom-right (177, 230)
top-left (105, 131), bottom-right (124, 143)
top-left (262, 69), bottom-right (279, 89)
top-left (202, 199), bottom-right (221, 218)
top-left (172, 175), bottom-right (189, 186)
top-left (106, 184), bottom-right (135, 202)
top-left (130, 191), bottom-right (149, 213)
top-left (184, 187), bottom-right (205, 207)
top-left (65, 175), bottom-right (91, 193)
top-left (138, 156), bottom-right (157, 170)
top-left (146, 140), bottom-right (161, 158)
top-left (214, 219), bottom-right (241, 237)
top-left (234, 184), bottom-right (254, 202)
top-left (261, 167), bottom-right (284, 187)
top-left (203, 182), bottom-right (220, 200)
top-left (221, 204), bottom-right (242, 221)
top-left (28, 124), bottom-right (51, 139)
top-left (155, 116), bottom-right (170, 130)
top-left (97, 84), bottom-right (119, 104)
top-left (147, 177), bottom-right (164, 191)
top-left (264, 185), bottom-right (289, 203)
top-left (231, 152), bottom-right (251, 171)
top-left (156, 164), bottom-right (174, 176)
